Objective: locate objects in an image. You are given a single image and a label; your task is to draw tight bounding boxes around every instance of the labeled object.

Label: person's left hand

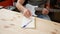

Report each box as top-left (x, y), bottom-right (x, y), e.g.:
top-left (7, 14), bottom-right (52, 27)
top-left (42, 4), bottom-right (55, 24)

top-left (42, 8), bottom-right (49, 15)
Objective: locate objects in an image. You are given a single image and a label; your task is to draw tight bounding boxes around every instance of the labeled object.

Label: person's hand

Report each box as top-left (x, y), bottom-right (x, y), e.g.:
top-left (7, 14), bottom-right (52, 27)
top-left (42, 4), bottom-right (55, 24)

top-left (42, 8), bottom-right (49, 15)
top-left (23, 9), bottom-right (32, 18)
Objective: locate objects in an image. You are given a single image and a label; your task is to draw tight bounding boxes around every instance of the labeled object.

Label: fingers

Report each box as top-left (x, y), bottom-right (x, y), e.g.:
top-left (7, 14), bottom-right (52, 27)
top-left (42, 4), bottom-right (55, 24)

top-left (23, 9), bottom-right (31, 18)
top-left (42, 8), bottom-right (49, 15)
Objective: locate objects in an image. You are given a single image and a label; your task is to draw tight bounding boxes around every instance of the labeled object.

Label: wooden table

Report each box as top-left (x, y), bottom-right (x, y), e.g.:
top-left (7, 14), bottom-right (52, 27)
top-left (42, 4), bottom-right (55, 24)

top-left (0, 9), bottom-right (60, 34)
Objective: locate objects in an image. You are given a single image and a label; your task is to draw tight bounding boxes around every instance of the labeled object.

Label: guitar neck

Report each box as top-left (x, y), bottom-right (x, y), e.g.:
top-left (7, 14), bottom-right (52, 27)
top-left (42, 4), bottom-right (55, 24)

top-left (35, 7), bottom-right (60, 12)
top-left (49, 9), bottom-right (60, 12)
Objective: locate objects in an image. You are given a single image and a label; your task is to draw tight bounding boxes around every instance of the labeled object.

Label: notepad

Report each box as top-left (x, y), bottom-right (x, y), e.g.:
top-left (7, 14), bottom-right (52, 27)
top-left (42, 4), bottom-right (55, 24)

top-left (21, 16), bottom-right (36, 29)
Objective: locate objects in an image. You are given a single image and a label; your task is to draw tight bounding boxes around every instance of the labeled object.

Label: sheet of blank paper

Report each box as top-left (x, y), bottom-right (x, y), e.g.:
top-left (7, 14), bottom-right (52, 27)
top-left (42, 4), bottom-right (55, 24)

top-left (21, 16), bottom-right (36, 29)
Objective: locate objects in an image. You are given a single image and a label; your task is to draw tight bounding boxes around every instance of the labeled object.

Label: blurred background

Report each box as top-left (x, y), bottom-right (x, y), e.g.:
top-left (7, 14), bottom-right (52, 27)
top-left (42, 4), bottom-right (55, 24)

top-left (0, 0), bottom-right (60, 23)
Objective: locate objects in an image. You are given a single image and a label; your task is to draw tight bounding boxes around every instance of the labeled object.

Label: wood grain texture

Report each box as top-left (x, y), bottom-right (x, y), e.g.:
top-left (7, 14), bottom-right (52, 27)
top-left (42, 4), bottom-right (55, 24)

top-left (0, 9), bottom-right (60, 34)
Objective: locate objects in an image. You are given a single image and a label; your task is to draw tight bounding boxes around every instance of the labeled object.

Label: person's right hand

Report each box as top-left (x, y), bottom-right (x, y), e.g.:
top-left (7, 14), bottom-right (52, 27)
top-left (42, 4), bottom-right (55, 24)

top-left (23, 9), bottom-right (32, 18)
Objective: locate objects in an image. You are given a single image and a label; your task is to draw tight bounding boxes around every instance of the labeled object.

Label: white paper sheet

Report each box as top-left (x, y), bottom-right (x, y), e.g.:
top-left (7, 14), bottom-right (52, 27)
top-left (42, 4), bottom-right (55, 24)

top-left (21, 16), bottom-right (35, 28)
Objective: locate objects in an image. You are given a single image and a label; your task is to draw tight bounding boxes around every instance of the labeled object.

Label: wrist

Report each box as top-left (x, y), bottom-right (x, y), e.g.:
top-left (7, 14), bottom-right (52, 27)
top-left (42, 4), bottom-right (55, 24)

top-left (21, 8), bottom-right (28, 14)
top-left (21, 7), bottom-right (26, 12)
top-left (43, 8), bottom-right (49, 11)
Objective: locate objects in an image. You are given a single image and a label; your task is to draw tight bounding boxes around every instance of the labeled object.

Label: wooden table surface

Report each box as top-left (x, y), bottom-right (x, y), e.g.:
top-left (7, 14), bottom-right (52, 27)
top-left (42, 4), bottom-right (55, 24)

top-left (0, 9), bottom-right (60, 34)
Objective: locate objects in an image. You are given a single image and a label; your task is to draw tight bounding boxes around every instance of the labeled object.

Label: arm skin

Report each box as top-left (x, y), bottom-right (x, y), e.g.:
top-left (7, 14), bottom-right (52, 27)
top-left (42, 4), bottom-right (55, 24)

top-left (16, 0), bottom-right (26, 12)
top-left (16, 0), bottom-right (31, 18)
top-left (42, 0), bottom-right (50, 15)
top-left (45, 0), bottom-right (50, 9)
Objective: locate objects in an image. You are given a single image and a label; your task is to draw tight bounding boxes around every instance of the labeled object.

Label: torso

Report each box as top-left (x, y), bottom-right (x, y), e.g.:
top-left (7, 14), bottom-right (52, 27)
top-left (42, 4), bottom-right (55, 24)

top-left (27, 0), bottom-right (47, 6)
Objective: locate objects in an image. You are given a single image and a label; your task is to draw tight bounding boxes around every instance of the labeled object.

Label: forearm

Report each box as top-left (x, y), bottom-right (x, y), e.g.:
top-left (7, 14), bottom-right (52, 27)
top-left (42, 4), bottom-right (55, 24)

top-left (46, 3), bottom-right (50, 9)
top-left (16, 0), bottom-right (26, 12)
top-left (45, 0), bottom-right (50, 9)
